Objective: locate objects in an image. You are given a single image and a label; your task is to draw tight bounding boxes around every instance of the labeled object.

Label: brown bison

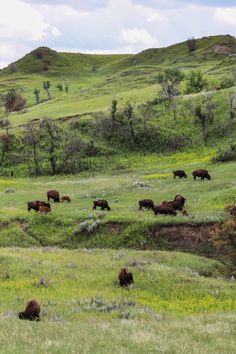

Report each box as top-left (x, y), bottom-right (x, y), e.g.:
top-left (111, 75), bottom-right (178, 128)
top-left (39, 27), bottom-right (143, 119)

top-left (192, 169), bottom-right (211, 180)
top-left (93, 199), bottom-right (111, 211)
top-left (19, 300), bottom-right (41, 321)
top-left (153, 204), bottom-right (177, 216)
top-left (47, 190), bottom-right (60, 202)
top-left (173, 170), bottom-right (187, 179)
top-left (118, 267), bottom-right (134, 287)
top-left (61, 196), bottom-right (71, 203)
top-left (27, 201), bottom-right (50, 212)
top-left (139, 199), bottom-right (154, 210)
top-left (162, 194), bottom-right (186, 212)
top-left (39, 205), bottom-right (51, 214)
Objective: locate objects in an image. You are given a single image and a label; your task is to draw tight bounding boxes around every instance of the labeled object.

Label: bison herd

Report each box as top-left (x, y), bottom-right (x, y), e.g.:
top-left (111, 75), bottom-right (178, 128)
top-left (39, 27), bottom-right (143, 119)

top-left (19, 267), bottom-right (134, 321)
top-left (27, 169), bottom-right (211, 216)
top-left (173, 169), bottom-right (211, 180)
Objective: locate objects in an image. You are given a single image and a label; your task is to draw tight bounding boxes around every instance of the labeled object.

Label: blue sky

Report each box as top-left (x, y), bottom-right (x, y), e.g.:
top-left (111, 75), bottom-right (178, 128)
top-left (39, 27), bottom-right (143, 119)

top-left (0, 0), bottom-right (236, 68)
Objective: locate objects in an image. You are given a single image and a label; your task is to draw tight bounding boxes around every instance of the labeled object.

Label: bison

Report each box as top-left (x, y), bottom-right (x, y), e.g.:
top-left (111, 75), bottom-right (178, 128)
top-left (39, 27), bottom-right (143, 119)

top-left (47, 190), bottom-right (60, 202)
top-left (173, 170), bottom-right (187, 179)
top-left (39, 205), bottom-right (51, 214)
top-left (162, 194), bottom-right (186, 212)
top-left (27, 201), bottom-right (50, 212)
top-left (139, 199), bottom-right (154, 210)
top-left (118, 267), bottom-right (134, 287)
top-left (192, 169), bottom-right (211, 180)
top-left (93, 199), bottom-right (111, 211)
top-left (153, 204), bottom-right (177, 216)
top-left (182, 208), bottom-right (189, 216)
top-left (61, 196), bottom-right (71, 203)
top-left (19, 300), bottom-right (41, 321)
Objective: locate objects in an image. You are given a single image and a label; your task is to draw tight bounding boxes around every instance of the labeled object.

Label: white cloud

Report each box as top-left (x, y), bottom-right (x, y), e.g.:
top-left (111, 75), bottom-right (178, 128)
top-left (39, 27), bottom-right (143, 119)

top-left (119, 28), bottom-right (158, 46)
top-left (214, 8), bottom-right (236, 27)
top-left (51, 26), bottom-right (61, 37)
top-left (0, 0), bottom-right (48, 40)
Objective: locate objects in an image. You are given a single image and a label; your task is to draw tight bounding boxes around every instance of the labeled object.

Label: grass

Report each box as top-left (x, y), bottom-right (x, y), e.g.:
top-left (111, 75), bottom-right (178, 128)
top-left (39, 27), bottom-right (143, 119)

top-left (0, 247), bottom-right (235, 353)
top-left (0, 148), bottom-right (234, 249)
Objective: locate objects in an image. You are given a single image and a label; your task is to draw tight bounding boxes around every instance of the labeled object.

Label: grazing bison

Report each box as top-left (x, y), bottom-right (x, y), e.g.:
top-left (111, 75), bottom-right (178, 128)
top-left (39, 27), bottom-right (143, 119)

top-left (27, 201), bottom-right (50, 212)
top-left (153, 204), bottom-right (177, 216)
top-left (19, 300), bottom-right (41, 321)
top-left (139, 199), bottom-right (154, 210)
top-left (173, 170), bottom-right (187, 179)
top-left (119, 267), bottom-right (134, 287)
top-left (61, 196), bottom-right (71, 203)
top-left (93, 199), bottom-right (111, 211)
top-left (192, 169), bottom-right (211, 180)
top-left (162, 194), bottom-right (186, 212)
top-left (39, 205), bottom-right (51, 214)
top-left (47, 190), bottom-right (60, 202)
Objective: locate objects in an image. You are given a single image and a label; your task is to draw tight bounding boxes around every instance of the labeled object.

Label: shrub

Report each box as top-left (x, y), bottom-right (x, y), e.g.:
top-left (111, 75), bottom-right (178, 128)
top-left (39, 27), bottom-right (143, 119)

top-left (220, 77), bottom-right (234, 89)
top-left (212, 145), bottom-right (236, 163)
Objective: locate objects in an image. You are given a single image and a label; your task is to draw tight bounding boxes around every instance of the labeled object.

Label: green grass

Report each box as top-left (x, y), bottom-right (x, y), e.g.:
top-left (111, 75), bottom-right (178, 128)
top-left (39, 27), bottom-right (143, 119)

top-left (0, 247), bottom-right (235, 353)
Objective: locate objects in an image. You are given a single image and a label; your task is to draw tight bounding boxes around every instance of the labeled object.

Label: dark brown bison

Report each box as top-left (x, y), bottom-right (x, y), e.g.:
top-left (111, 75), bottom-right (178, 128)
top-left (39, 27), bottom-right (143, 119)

top-left (139, 199), bottom-right (154, 210)
top-left (47, 190), bottom-right (60, 202)
top-left (173, 170), bottom-right (187, 179)
top-left (192, 169), bottom-right (211, 180)
top-left (153, 204), bottom-right (177, 216)
top-left (61, 196), bottom-right (71, 203)
top-left (93, 200), bottom-right (111, 211)
top-left (118, 267), bottom-right (134, 287)
top-left (27, 201), bottom-right (50, 212)
top-left (19, 300), bottom-right (41, 321)
top-left (39, 205), bottom-right (51, 214)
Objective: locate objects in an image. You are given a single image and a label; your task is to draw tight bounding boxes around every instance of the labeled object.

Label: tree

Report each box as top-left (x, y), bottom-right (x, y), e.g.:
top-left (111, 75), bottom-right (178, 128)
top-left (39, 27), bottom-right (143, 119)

top-left (186, 37), bottom-right (197, 52)
top-left (185, 71), bottom-right (207, 94)
top-left (43, 81), bottom-right (51, 100)
top-left (157, 68), bottom-right (184, 120)
top-left (226, 93), bottom-right (236, 147)
top-left (139, 102), bottom-right (154, 132)
top-left (56, 84), bottom-right (63, 93)
top-left (39, 118), bottom-right (58, 175)
top-left (0, 134), bottom-right (12, 167)
top-left (33, 89), bottom-right (40, 104)
top-left (194, 94), bottom-right (215, 145)
top-left (65, 83), bottom-right (69, 94)
top-left (24, 124), bottom-right (41, 177)
top-left (111, 99), bottom-right (118, 130)
top-left (0, 117), bottom-right (11, 136)
top-left (123, 102), bottom-right (136, 146)
top-left (4, 89), bottom-right (26, 112)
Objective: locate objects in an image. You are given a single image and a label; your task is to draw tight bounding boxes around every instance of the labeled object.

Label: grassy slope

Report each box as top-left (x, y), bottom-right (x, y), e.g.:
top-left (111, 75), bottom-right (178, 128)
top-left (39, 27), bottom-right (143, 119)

top-left (0, 35), bottom-right (235, 127)
top-left (0, 247), bottom-right (235, 353)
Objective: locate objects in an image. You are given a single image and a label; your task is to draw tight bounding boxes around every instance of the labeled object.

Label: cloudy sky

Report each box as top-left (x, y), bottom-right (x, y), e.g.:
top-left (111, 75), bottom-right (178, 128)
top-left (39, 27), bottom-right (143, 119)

top-left (0, 0), bottom-right (235, 68)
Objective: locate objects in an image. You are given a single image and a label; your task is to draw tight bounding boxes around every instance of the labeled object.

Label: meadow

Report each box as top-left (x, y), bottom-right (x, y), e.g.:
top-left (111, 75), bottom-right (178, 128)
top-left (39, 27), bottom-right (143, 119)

top-left (0, 247), bottom-right (235, 353)
top-left (0, 35), bottom-right (235, 353)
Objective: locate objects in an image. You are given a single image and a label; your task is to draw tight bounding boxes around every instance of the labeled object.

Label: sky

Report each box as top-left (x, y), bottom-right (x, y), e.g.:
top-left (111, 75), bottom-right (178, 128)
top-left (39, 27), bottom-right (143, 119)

top-left (0, 0), bottom-right (236, 68)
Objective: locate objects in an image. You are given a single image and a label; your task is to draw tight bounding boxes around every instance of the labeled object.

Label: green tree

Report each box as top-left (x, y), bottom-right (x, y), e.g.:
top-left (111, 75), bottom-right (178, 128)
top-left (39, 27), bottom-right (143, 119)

top-left (157, 68), bottom-right (184, 120)
top-left (56, 84), bottom-right (63, 93)
top-left (185, 71), bottom-right (207, 94)
top-left (194, 94), bottom-right (215, 145)
top-left (43, 81), bottom-right (51, 100)
top-left (33, 89), bottom-right (40, 104)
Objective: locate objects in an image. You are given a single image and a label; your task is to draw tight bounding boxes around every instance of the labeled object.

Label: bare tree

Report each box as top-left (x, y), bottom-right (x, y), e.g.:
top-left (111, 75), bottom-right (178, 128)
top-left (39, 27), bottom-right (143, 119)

top-left (186, 37), bottom-right (197, 52)
top-left (24, 124), bottom-right (41, 177)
